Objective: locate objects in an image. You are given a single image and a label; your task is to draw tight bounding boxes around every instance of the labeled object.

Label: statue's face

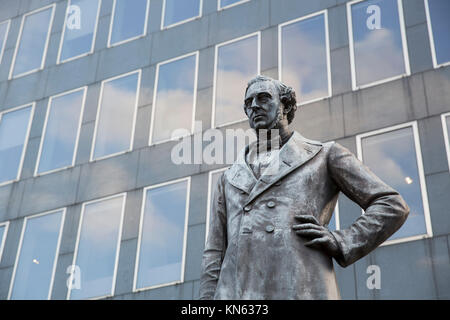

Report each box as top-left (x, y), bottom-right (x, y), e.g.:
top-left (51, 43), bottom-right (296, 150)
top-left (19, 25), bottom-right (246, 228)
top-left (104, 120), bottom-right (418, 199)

top-left (244, 81), bottom-right (282, 130)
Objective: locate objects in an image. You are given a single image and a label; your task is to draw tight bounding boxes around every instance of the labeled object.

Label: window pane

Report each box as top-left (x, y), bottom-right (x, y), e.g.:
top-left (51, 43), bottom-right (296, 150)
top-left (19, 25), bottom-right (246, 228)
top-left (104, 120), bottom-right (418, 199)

top-left (12, 6), bottom-right (53, 77)
top-left (163, 0), bottom-right (201, 27)
top-left (110, 0), bottom-right (148, 45)
top-left (0, 21), bottom-right (9, 64)
top-left (70, 195), bottom-right (125, 300)
top-left (427, 0), bottom-right (450, 66)
top-left (37, 89), bottom-right (85, 174)
top-left (281, 13), bottom-right (329, 104)
top-left (220, 0), bottom-right (247, 8)
top-left (215, 34), bottom-right (258, 127)
top-left (59, 0), bottom-right (100, 62)
top-left (361, 126), bottom-right (427, 241)
top-left (136, 180), bottom-right (189, 289)
top-left (152, 54), bottom-right (196, 143)
top-left (93, 72), bottom-right (139, 160)
top-left (10, 210), bottom-right (64, 300)
top-left (0, 106), bottom-right (33, 184)
top-left (350, 0), bottom-right (407, 87)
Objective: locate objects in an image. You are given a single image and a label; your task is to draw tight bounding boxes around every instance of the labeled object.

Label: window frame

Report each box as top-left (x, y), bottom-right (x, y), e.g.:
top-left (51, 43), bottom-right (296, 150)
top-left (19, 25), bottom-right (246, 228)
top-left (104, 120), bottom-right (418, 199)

top-left (7, 208), bottom-right (66, 300)
top-left (424, 0), bottom-right (450, 69)
top-left (278, 10), bottom-right (332, 106)
top-left (218, 0), bottom-right (251, 11)
top-left (0, 221), bottom-right (9, 264)
top-left (212, 31), bottom-right (261, 129)
top-left (149, 51), bottom-right (199, 146)
top-left (0, 19), bottom-right (11, 65)
top-left (161, 0), bottom-right (203, 30)
top-left (356, 121), bottom-right (433, 246)
top-left (56, 0), bottom-right (102, 64)
top-left (34, 86), bottom-right (87, 177)
top-left (133, 176), bottom-right (191, 292)
top-left (346, 0), bottom-right (411, 91)
top-left (67, 193), bottom-right (126, 300)
top-left (107, 0), bottom-right (150, 48)
top-left (442, 112), bottom-right (450, 172)
top-left (9, 4), bottom-right (56, 80)
top-left (90, 69), bottom-right (141, 162)
top-left (0, 103), bottom-right (35, 187)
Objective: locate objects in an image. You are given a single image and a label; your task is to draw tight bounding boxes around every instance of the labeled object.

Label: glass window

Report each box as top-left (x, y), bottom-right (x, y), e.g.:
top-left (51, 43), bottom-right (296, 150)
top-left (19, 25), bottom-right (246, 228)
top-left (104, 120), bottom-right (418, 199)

top-left (0, 105), bottom-right (34, 185)
top-left (9, 210), bottom-right (65, 300)
top-left (36, 88), bottom-right (86, 175)
top-left (92, 71), bottom-right (140, 160)
top-left (358, 124), bottom-right (430, 242)
top-left (10, 5), bottom-right (54, 78)
top-left (425, 0), bottom-right (450, 67)
top-left (280, 12), bottom-right (331, 104)
top-left (69, 194), bottom-right (125, 300)
top-left (150, 53), bottom-right (197, 144)
top-left (0, 222), bottom-right (9, 263)
top-left (162, 0), bottom-right (201, 28)
top-left (348, 0), bottom-right (409, 89)
top-left (219, 0), bottom-right (249, 10)
top-left (58, 0), bottom-right (100, 63)
top-left (0, 20), bottom-right (10, 64)
top-left (109, 0), bottom-right (149, 46)
top-left (214, 33), bottom-right (259, 127)
top-left (443, 114), bottom-right (450, 171)
top-left (135, 178), bottom-right (190, 290)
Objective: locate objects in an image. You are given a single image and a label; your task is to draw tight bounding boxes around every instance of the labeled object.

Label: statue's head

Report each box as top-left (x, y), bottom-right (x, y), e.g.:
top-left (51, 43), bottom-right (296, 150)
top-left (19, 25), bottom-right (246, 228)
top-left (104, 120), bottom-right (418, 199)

top-left (244, 75), bottom-right (297, 131)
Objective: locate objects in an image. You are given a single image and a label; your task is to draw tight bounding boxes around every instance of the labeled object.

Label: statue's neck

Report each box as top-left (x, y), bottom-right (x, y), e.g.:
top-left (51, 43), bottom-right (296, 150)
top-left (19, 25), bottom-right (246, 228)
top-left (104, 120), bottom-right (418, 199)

top-left (255, 126), bottom-right (293, 151)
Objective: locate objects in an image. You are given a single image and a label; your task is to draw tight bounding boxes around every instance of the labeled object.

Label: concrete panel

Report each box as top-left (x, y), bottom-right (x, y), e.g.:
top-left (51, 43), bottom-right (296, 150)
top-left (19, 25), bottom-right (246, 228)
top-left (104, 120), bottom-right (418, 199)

top-left (28, 98), bottom-right (48, 139)
top-left (424, 67), bottom-right (450, 116)
top-left (0, 0), bottom-right (21, 21)
top-left (0, 218), bottom-right (23, 268)
top-left (114, 238), bottom-right (138, 296)
top-left (293, 95), bottom-right (345, 142)
top-left (4, 70), bottom-right (49, 109)
top-left (58, 204), bottom-right (81, 255)
top-left (76, 151), bottom-right (139, 203)
top-left (330, 46), bottom-right (352, 95)
top-left (133, 105), bottom-right (151, 150)
top-left (82, 82), bottom-right (101, 124)
top-left (192, 279), bottom-right (200, 300)
top-left (328, 4), bottom-right (348, 50)
top-left (99, 0), bottom-right (114, 18)
top-left (207, 0), bottom-right (269, 46)
top-left (197, 46), bottom-right (215, 91)
top-left (50, 252), bottom-right (72, 300)
top-left (269, 0), bottom-right (336, 26)
top-left (261, 26), bottom-right (277, 71)
top-left (371, 239), bottom-right (437, 299)
top-left (406, 23), bottom-right (433, 74)
top-left (0, 267), bottom-right (13, 299)
top-left (147, 0), bottom-right (163, 34)
top-left (3, 181), bottom-right (26, 221)
top-left (0, 48), bottom-right (14, 83)
top-left (418, 116), bottom-right (448, 175)
top-left (138, 66), bottom-right (156, 108)
top-left (184, 223), bottom-right (206, 281)
top-left (427, 236), bottom-right (450, 299)
top-left (403, 0), bottom-right (427, 27)
top-left (74, 121), bottom-right (95, 165)
top-left (20, 136), bottom-right (40, 180)
top-left (121, 189), bottom-right (143, 241)
top-left (426, 172), bottom-right (450, 237)
top-left (0, 184), bottom-right (13, 220)
top-left (93, 14), bottom-right (111, 52)
top-left (196, 86), bottom-right (213, 130)
top-left (187, 173), bottom-right (209, 226)
top-left (19, 166), bottom-right (81, 217)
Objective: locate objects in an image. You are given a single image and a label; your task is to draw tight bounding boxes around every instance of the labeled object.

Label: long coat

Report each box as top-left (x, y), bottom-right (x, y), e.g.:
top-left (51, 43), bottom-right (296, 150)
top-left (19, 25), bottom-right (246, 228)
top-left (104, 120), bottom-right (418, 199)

top-left (199, 132), bottom-right (409, 300)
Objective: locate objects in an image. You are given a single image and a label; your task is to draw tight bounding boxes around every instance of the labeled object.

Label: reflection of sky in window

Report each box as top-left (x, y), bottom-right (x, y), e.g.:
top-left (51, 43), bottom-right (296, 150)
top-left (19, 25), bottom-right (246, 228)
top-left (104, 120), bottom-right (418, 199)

top-left (10, 211), bottom-right (63, 300)
top-left (351, 0), bottom-right (406, 87)
top-left (361, 127), bottom-right (427, 240)
top-left (152, 55), bottom-right (196, 143)
top-left (93, 72), bottom-right (139, 160)
top-left (220, 0), bottom-right (246, 8)
top-left (136, 180), bottom-right (188, 289)
top-left (428, 0), bottom-right (450, 65)
top-left (110, 0), bottom-right (147, 45)
top-left (60, 0), bottom-right (99, 62)
top-left (215, 35), bottom-right (258, 127)
top-left (38, 89), bottom-right (84, 174)
top-left (281, 14), bottom-right (329, 104)
top-left (164, 0), bottom-right (200, 27)
top-left (70, 196), bottom-right (124, 299)
top-left (13, 7), bottom-right (52, 76)
top-left (0, 21), bottom-right (8, 63)
top-left (0, 106), bottom-right (32, 184)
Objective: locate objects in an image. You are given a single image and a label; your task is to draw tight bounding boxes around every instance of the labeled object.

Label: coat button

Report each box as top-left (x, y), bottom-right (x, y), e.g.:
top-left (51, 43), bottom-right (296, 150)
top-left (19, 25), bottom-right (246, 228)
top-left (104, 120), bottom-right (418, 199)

top-left (244, 205), bottom-right (252, 212)
top-left (265, 225), bottom-right (275, 233)
top-left (267, 201), bottom-right (276, 208)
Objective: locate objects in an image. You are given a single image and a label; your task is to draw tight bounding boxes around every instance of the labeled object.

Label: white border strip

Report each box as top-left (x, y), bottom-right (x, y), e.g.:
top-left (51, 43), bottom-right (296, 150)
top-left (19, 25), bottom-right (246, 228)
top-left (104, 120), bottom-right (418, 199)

top-left (441, 112), bottom-right (450, 172)
top-left (133, 176), bottom-right (191, 292)
top-left (356, 121), bottom-right (433, 247)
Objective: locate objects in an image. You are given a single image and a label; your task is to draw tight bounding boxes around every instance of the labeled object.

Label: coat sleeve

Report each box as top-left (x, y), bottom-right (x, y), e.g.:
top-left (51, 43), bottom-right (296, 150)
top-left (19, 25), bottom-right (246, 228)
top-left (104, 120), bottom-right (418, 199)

top-left (327, 142), bottom-right (410, 268)
top-left (199, 173), bottom-right (228, 300)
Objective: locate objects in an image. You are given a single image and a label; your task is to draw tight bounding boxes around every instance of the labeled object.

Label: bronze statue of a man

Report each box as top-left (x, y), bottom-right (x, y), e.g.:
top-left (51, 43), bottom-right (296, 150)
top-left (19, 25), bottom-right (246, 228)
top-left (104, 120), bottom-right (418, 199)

top-left (199, 75), bottom-right (409, 299)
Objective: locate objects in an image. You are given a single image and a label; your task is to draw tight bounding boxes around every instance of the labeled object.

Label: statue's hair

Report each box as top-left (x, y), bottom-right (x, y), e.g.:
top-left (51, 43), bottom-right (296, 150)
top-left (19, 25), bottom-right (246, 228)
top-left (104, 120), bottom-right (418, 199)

top-left (245, 75), bottom-right (297, 124)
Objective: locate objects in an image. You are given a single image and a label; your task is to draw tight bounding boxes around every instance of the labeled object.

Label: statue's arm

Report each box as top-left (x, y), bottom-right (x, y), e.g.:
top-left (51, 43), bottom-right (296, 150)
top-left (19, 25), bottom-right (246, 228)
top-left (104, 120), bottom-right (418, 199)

top-left (327, 142), bottom-right (409, 267)
top-left (199, 173), bottom-right (228, 300)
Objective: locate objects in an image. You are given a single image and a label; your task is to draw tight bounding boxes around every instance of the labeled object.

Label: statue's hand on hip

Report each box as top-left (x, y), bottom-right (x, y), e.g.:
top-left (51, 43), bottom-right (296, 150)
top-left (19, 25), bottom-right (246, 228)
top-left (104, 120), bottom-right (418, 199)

top-left (292, 215), bottom-right (340, 258)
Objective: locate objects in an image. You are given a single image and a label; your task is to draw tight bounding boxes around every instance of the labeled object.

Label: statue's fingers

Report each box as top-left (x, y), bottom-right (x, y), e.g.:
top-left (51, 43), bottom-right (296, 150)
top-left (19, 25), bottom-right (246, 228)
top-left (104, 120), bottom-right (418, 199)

top-left (294, 215), bottom-right (321, 225)
top-left (304, 237), bottom-right (328, 247)
top-left (292, 223), bottom-right (322, 230)
top-left (295, 229), bottom-right (324, 238)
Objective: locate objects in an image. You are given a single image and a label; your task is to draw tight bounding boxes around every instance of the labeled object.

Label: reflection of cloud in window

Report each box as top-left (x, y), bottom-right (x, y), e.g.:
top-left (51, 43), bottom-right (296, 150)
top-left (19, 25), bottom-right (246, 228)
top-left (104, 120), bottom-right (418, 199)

top-left (354, 28), bottom-right (405, 86)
